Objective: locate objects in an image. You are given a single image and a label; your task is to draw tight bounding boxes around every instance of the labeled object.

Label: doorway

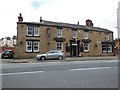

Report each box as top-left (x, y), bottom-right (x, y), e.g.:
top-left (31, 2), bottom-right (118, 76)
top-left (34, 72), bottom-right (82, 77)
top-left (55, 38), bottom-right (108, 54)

top-left (70, 40), bottom-right (80, 57)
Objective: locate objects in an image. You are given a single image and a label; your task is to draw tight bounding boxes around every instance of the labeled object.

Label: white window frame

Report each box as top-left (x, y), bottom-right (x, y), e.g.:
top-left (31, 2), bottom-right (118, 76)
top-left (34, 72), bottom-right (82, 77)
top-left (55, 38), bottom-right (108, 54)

top-left (34, 27), bottom-right (39, 36)
top-left (57, 28), bottom-right (62, 38)
top-left (102, 43), bottom-right (107, 53)
top-left (84, 31), bottom-right (89, 39)
top-left (72, 31), bottom-right (77, 38)
top-left (27, 26), bottom-right (33, 36)
top-left (56, 42), bottom-right (63, 50)
top-left (27, 26), bottom-right (39, 36)
top-left (33, 41), bottom-right (39, 52)
top-left (84, 43), bottom-right (89, 52)
top-left (26, 41), bottom-right (39, 52)
top-left (26, 41), bottom-right (32, 52)
top-left (108, 44), bottom-right (112, 53)
top-left (105, 33), bottom-right (110, 40)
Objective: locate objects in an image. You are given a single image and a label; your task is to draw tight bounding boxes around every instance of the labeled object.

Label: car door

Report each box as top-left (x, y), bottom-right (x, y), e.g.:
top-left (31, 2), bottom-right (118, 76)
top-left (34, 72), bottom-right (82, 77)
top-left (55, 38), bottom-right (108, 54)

top-left (46, 51), bottom-right (55, 59)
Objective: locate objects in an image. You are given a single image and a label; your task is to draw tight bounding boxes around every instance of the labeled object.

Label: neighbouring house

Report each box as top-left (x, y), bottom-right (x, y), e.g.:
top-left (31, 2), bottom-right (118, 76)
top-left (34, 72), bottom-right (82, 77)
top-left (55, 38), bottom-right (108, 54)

top-left (14, 13), bottom-right (114, 59)
top-left (0, 36), bottom-right (17, 53)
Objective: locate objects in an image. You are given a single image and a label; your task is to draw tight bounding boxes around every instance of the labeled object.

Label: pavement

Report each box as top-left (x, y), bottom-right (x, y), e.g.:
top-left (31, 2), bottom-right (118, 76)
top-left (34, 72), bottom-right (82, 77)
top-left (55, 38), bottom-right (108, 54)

top-left (1, 55), bottom-right (118, 64)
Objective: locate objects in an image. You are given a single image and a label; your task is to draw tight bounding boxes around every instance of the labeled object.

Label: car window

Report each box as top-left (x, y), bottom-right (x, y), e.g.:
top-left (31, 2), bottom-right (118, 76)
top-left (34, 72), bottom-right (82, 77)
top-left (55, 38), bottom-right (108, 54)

top-left (54, 51), bottom-right (59, 53)
top-left (47, 51), bottom-right (54, 54)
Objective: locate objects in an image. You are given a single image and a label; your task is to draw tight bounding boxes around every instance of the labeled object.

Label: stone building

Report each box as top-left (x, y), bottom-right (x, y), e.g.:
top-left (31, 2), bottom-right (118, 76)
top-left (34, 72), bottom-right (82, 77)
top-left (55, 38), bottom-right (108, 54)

top-left (15, 13), bottom-right (114, 59)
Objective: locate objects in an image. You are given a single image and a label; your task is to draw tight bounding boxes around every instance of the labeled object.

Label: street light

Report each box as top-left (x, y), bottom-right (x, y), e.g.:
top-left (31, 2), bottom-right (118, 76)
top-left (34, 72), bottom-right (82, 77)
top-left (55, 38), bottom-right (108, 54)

top-left (116, 1), bottom-right (120, 59)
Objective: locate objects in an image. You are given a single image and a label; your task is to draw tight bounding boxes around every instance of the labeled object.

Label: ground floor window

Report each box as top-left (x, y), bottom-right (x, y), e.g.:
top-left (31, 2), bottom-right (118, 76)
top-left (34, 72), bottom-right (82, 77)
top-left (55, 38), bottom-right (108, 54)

top-left (102, 42), bottom-right (113, 53)
top-left (84, 43), bottom-right (89, 52)
top-left (56, 42), bottom-right (63, 50)
top-left (26, 41), bottom-right (39, 52)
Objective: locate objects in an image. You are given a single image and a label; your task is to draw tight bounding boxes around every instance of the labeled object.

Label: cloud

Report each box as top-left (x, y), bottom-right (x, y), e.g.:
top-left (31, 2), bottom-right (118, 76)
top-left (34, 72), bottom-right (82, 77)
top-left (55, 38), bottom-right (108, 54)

top-left (0, 0), bottom-right (119, 39)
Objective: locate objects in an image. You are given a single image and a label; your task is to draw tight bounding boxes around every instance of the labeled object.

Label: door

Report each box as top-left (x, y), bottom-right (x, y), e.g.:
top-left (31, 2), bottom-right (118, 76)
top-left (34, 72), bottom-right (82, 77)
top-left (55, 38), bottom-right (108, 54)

top-left (72, 46), bottom-right (77, 56)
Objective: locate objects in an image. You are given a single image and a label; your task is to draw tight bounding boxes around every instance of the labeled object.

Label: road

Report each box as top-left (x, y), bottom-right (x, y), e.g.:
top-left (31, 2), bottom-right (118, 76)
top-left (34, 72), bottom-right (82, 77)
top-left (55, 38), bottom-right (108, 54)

top-left (2, 59), bottom-right (118, 88)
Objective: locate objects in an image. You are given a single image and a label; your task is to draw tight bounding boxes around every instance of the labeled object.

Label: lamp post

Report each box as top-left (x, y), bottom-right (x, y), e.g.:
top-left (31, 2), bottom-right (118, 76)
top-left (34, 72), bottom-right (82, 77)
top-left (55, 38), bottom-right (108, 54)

top-left (117, 1), bottom-right (120, 59)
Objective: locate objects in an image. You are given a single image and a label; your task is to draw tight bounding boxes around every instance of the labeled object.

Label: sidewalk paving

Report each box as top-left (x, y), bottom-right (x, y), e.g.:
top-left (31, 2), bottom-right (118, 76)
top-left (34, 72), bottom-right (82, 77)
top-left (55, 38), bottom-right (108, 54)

top-left (1, 56), bottom-right (118, 64)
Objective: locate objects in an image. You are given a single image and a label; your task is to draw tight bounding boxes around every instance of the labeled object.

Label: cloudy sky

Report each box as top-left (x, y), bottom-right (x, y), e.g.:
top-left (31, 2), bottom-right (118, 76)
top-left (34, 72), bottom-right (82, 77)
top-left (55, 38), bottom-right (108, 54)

top-left (0, 0), bottom-right (119, 39)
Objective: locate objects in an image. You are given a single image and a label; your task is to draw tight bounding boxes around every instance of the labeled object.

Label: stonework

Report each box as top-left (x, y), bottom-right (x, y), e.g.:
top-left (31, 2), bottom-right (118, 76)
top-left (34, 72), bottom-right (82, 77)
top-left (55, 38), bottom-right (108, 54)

top-left (14, 14), bottom-right (114, 59)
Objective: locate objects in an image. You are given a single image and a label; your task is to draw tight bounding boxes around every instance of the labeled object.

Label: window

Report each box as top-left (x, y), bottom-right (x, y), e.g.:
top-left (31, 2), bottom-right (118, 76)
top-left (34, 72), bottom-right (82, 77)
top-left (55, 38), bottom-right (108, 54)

top-left (27, 26), bottom-right (39, 36)
top-left (26, 41), bottom-right (32, 52)
top-left (108, 44), bottom-right (112, 53)
top-left (27, 26), bottom-right (33, 36)
top-left (57, 28), bottom-right (62, 37)
top-left (33, 41), bottom-right (39, 52)
top-left (72, 31), bottom-right (77, 38)
top-left (34, 27), bottom-right (39, 36)
top-left (105, 33), bottom-right (110, 40)
top-left (26, 41), bottom-right (39, 52)
top-left (102, 43), bottom-right (107, 53)
top-left (84, 31), bottom-right (89, 39)
top-left (56, 42), bottom-right (63, 50)
top-left (102, 43), bottom-right (113, 53)
top-left (84, 43), bottom-right (89, 52)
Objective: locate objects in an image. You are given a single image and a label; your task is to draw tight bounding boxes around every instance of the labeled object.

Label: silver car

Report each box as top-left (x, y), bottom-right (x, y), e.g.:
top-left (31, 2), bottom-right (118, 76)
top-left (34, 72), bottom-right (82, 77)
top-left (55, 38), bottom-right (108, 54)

top-left (36, 50), bottom-right (64, 60)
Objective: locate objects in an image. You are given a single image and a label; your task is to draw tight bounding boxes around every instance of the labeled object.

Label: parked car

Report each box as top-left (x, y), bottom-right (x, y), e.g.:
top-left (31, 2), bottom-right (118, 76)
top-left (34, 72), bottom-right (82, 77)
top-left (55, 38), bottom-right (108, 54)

top-left (36, 50), bottom-right (64, 60)
top-left (1, 50), bottom-right (14, 59)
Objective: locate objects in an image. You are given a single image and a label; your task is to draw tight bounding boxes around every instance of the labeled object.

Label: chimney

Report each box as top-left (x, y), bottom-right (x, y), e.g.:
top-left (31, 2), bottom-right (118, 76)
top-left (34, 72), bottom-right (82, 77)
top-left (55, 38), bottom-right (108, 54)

top-left (86, 19), bottom-right (93, 27)
top-left (77, 21), bottom-right (79, 25)
top-left (18, 13), bottom-right (23, 22)
top-left (40, 16), bottom-right (43, 23)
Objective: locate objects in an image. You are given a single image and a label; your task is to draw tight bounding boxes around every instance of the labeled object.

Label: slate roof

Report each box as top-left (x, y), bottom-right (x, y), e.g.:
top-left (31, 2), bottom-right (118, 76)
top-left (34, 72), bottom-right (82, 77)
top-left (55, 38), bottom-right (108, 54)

top-left (17, 20), bottom-right (113, 33)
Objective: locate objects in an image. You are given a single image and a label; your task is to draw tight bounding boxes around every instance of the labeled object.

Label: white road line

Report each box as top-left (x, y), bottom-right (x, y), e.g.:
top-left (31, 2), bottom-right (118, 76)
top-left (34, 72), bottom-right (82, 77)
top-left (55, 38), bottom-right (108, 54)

top-left (0, 71), bottom-right (44, 76)
top-left (69, 67), bottom-right (117, 71)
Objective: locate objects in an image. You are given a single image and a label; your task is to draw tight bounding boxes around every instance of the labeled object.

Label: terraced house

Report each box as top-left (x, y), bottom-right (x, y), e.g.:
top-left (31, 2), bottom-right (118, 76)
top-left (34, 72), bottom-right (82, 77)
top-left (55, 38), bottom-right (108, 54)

top-left (15, 13), bottom-right (114, 59)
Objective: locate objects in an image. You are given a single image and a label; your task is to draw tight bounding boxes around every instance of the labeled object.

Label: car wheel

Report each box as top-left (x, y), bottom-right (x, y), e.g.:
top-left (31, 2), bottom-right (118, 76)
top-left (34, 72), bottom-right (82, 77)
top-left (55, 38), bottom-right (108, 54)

top-left (58, 56), bottom-right (63, 60)
top-left (1, 56), bottom-right (4, 59)
top-left (41, 56), bottom-right (45, 61)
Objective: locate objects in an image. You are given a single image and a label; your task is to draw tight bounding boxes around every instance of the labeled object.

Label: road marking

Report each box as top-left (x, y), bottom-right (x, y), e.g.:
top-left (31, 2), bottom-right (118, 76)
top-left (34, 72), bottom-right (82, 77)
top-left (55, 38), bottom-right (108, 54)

top-left (69, 67), bottom-right (117, 71)
top-left (0, 71), bottom-right (44, 76)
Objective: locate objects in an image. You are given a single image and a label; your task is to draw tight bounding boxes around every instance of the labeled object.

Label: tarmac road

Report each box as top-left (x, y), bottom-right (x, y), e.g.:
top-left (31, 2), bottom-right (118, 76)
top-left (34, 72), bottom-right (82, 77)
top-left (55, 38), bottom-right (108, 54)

top-left (2, 59), bottom-right (118, 88)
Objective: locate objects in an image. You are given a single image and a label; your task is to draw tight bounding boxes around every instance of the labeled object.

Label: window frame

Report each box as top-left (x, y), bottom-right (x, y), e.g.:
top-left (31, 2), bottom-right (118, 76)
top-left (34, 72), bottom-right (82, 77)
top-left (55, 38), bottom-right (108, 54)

top-left (102, 43), bottom-right (113, 53)
top-left (57, 28), bottom-right (62, 38)
top-left (84, 31), bottom-right (89, 39)
top-left (26, 26), bottom-right (40, 37)
top-left (26, 41), bottom-right (33, 52)
top-left (72, 30), bottom-right (77, 38)
top-left (27, 26), bottom-right (33, 36)
top-left (83, 43), bottom-right (89, 52)
top-left (105, 33), bottom-right (110, 41)
top-left (56, 42), bottom-right (63, 51)
top-left (33, 41), bottom-right (39, 52)
top-left (26, 41), bottom-right (39, 53)
top-left (34, 27), bottom-right (39, 36)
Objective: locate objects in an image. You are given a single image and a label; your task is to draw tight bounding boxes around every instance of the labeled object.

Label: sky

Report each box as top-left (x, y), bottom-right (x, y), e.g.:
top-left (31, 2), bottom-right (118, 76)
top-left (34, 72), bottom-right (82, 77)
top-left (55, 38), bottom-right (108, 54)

top-left (0, 0), bottom-right (119, 39)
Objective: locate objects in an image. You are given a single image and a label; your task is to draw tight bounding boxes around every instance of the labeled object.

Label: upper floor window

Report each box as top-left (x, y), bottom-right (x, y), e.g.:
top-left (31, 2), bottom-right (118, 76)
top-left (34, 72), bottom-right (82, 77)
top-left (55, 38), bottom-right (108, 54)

top-left (72, 31), bottom-right (77, 38)
top-left (84, 31), bottom-right (89, 39)
top-left (27, 26), bottom-right (33, 36)
top-left (57, 28), bottom-right (62, 37)
top-left (105, 33), bottom-right (110, 41)
top-left (34, 27), bottom-right (39, 36)
top-left (27, 26), bottom-right (39, 36)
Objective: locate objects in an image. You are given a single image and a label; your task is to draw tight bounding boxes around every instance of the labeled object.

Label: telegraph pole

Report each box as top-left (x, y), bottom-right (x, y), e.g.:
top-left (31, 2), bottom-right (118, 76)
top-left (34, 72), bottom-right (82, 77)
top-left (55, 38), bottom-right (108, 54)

top-left (117, 1), bottom-right (120, 60)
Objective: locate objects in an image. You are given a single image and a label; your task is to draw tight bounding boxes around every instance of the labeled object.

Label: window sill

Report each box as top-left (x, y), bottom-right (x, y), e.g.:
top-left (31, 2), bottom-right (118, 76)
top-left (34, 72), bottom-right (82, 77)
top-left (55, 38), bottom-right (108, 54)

top-left (26, 35), bottom-right (40, 37)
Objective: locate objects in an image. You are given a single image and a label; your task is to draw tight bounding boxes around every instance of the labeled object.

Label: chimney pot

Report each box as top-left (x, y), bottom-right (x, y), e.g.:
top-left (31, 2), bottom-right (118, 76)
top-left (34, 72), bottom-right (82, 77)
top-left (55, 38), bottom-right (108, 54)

top-left (77, 21), bottom-right (79, 25)
top-left (86, 19), bottom-right (93, 27)
top-left (18, 13), bottom-right (23, 22)
top-left (40, 17), bottom-right (43, 22)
